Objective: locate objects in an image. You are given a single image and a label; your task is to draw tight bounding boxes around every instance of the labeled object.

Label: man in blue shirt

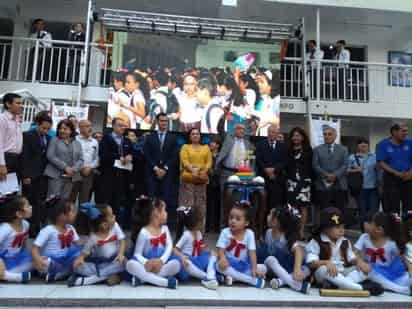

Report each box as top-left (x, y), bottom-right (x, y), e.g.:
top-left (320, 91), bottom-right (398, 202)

top-left (376, 123), bottom-right (412, 213)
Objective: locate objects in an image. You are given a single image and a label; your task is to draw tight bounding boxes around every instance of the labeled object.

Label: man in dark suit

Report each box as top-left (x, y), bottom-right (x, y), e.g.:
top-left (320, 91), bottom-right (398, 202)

top-left (144, 113), bottom-right (179, 215)
top-left (95, 118), bottom-right (133, 221)
top-left (21, 113), bottom-right (52, 236)
top-left (312, 126), bottom-right (349, 211)
top-left (256, 125), bottom-right (288, 209)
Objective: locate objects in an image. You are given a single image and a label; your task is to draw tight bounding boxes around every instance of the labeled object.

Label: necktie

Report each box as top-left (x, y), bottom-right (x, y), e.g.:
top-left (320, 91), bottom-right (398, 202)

top-left (97, 235), bottom-right (118, 247)
top-left (310, 49), bottom-right (315, 60)
top-left (150, 233), bottom-right (167, 247)
top-left (328, 144), bottom-right (333, 153)
top-left (233, 140), bottom-right (241, 168)
top-left (226, 238), bottom-right (246, 258)
top-left (159, 132), bottom-right (165, 150)
top-left (40, 135), bottom-right (47, 151)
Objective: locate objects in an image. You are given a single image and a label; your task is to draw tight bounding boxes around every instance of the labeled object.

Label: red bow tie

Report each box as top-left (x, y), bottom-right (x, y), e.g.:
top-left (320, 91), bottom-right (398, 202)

top-left (150, 232), bottom-right (167, 248)
top-left (58, 230), bottom-right (74, 249)
top-left (365, 248), bottom-right (386, 263)
top-left (192, 239), bottom-right (205, 256)
top-left (11, 231), bottom-right (29, 248)
top-left (97, 235), bottom-right (118, 247)
top-left (226, 238), bottom-right (246, 257)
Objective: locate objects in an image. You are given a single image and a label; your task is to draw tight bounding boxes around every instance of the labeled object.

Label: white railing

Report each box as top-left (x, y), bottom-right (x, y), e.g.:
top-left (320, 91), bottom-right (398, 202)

top-left (0, 36), bottom-right (112, 87)
top-left (281, 58), bottom-right (412, 105)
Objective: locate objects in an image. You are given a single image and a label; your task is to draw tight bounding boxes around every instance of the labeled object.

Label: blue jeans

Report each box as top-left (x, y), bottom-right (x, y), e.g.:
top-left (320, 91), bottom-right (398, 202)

top-left (356, 188), bottom-right (378, 230)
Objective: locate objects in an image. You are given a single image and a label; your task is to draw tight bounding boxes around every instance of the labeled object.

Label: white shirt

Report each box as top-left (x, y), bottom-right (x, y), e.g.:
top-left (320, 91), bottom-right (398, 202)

top-left (0, 220), bottom-right (30, 257)
top-left (178, 93), bottom-right (201, 124)
top-left (34, 224), bottom-right (79, 258)
top-left (107, 87), bottom-right (123, 125)
top-left (264, 229), bottom-right (300, 254)
top-left (133, 225), bottom-right (173, 265)
top-left (29, 31), bottom-right (53, 48)
top-left (336, 48), bottom-right (350, 67)
top-left (354, 233), bottom-right (399, 267)
top-left (306, 233), bottom-right (356, 272)
top-left (176, 230), bottom-right (205, 257)
top-left (216, 227), bottom-right (256, 262)
top-left (76, 135), bottom-right (99, 168)
top-left (153, 86), bottom-right (169, 113)
top-left (258, 94), bottom-right (280, 136)
top-left (200, 99), bottom-right (224, 134)
top-left (224, 137), bottom-right (247, 169)
top-left (306, 48), bottom-right (324, 68)
top-left (83, 222), bottom-right (125, 259)
top-left (405, 242), bottom-right (412, 264)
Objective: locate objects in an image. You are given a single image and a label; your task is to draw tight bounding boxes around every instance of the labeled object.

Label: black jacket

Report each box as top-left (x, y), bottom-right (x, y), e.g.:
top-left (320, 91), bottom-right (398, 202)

top-left (98, 132), bottom-right (133, 169)
top-left (255, 140), bottom-right (288, 178)
top-left (21, 130), bottom-right (51, 179)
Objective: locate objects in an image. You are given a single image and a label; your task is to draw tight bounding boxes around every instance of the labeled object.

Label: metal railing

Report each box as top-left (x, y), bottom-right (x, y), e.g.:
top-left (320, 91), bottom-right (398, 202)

top-left (281, 58), bottom-right (412, 105)
top-left (0, 36), bottom-right (112, 87)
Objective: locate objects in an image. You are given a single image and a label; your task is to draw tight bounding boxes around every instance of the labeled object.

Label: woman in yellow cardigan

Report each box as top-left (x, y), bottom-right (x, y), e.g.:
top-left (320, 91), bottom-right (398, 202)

top-left (179, 128), bottom-right (212, 231)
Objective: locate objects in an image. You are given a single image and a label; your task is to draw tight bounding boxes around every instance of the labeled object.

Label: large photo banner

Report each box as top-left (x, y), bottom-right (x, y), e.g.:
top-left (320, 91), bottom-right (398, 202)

top-left (310, 117), bottom-right (341, 147)
top-left (106, 33), bottom-right (281, 136)
top-left (52, 103), bottom-right (89, 129)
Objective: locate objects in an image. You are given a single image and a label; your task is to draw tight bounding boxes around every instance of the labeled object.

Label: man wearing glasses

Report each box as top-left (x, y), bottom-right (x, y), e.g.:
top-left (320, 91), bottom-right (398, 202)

top-left (312, 126), bottom-right (349, 211)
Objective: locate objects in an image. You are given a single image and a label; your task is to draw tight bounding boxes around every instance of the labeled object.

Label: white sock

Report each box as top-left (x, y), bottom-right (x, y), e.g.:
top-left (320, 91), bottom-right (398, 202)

top-left (3, 271), bottom-right (23, 282)
top-left (126, 259), bottom-right (168, 287)
top-left (265, 256), bottom-right (302, 291)
top-left (186, 260), bottom-right (207, 280)
top-left (315, 266), bottom-right (362, 290)
top-left (75, 275), bottom-right (108, 286)
top-left (369, 272), bottom-right (410, 295)
top-left (218, 265), bottom-right (257, 286)
top-left (206, 255), bottom-right (217, 280)
top-left (157, 260), bottom-right (180, 278)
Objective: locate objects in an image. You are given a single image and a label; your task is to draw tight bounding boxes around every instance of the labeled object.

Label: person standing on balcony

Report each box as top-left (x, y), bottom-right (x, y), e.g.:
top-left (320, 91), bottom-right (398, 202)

top-left (0, 93), bottom-right (23, 180)
top-left (67, 23), bottom-right (85, 83)
top-left (306, 40), bottom-right (324, 98)
top-left (21, 113), bottom-right (52, 236)
top-left (376, 123), bottom-right (412, 214)
top-left (334, 40), bottom-right (350, 100)
top-left (71, 120), bottom-right (98, 204)
top-left (312, 126), bottom-right (349, 211)
top-left (27, 19), bottom-right (53, 81)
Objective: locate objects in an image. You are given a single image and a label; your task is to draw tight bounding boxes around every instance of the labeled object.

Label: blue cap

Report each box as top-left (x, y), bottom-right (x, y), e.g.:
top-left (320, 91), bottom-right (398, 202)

top-left (79, 202), bottom-right (101, 220)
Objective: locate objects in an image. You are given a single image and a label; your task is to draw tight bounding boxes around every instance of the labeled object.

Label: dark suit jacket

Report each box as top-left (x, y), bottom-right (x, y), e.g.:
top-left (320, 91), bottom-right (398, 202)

top-left (143, 131), bottom-right (178, 176)
top-left (21, 130), bottom-right (51, 179)
top-left (98, 133), bottom-right (133, 170)
top-left (255, 140), bottom-right (288, 178)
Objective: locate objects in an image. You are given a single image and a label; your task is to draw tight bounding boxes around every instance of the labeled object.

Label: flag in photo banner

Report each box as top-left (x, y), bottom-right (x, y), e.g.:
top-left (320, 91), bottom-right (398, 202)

top-left (310, 117), bottom-right (341, 148)
top-left (51, 103), bottom-right (89, 130)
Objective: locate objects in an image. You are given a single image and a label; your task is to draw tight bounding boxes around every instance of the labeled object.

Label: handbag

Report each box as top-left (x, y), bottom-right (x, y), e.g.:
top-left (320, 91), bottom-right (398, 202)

top-left (348, 155), bottom-right (363, 196)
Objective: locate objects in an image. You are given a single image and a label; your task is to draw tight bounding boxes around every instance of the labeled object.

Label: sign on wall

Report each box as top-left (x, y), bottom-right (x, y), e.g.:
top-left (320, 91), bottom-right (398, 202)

top-left (51, 103), bottom-right (89, 129)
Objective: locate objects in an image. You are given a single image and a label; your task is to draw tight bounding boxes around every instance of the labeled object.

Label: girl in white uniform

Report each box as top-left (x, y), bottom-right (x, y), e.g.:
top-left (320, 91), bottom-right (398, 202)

top-left (126, 197), bottom-right (180, 288)
top-left (32, 198), bottom-right (81, 282)
top-left (69, 203), bottom-right (126, 287)
top-left (216, 201), bottom-right (266, 288)
top-left (402, 214), bottom-right (412, 284)
top-left (354, 212), bottom-right (412, 295)
top-left (306, 207), bottom-right (380, 294)
top-left (0, 195), bottom-right (32, 283)
top-left (173, 206), bottom-right (218, 290)
top-left (261, 207), bottom-right (311, 293)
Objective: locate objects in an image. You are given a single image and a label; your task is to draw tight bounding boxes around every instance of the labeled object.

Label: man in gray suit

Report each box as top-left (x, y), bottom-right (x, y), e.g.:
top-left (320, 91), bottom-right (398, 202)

top-left (216, 123), bottom-right (253, 223)
top-left (312, 126), bottom-right (348, 211)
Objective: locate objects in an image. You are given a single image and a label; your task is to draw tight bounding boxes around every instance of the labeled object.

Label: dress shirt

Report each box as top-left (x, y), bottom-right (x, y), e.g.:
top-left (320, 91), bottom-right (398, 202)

top-left (336, 48), bottom-right (350, 67)
top-left (76, 135), bottom-right (99, 168)
top-left (224, 137), bottom-right (246, 169)
top-left (0, 111), bottom-right (23, 165)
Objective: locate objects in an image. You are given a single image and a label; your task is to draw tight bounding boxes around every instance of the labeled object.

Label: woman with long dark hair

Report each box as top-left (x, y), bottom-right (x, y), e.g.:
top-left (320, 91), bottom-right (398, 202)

top-left (286, 127), bottom-right (313, 238)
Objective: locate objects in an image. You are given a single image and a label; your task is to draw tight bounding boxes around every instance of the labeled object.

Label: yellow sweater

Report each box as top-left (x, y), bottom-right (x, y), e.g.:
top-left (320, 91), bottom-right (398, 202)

top-left (180, 144), bottom-right (212, 183)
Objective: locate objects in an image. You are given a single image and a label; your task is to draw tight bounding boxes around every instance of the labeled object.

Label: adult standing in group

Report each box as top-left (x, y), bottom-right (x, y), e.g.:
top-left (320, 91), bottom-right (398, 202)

top-left (0, 93), bottom-right (23, 181)
top-left (144, 113), bottom-right (179, 216)
top-left (216, 123), bottom-right (253, 224)
top-left (179, 128), bottom-right (212, 232)
top-left (96, 118), bottom-right (132, 219)
top-left (71, 120), bottom-right (99, 204)
top-left (376, 123), bottom-right (412, 214)
top-left (44, 119), bottom-right (83, 199)
top-left (286, 127), bottom-right (313, 237)
top-left (348, 138), bottom-right (379, 230)
top-left (255, 125), bottom-right (288, 210)
top-left (312, 126), bottom-right (349, 211)
top-left (21, 112), bottom-right (52, 236)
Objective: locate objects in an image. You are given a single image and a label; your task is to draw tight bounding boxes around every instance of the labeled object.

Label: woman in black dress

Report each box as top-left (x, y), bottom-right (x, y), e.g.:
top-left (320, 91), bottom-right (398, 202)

top-left (286, 127), bottom-right (313, 238)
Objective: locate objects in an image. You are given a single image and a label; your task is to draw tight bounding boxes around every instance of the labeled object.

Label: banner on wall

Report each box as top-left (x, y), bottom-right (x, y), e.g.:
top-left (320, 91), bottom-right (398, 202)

top-left (51, 103), bottom-right (89, 129)
top-left (310, 117), bottom-right (341, 147)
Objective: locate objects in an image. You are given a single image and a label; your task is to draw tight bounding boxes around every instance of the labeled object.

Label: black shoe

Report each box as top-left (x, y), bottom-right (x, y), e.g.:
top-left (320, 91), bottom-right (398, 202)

top-left (322, 280), bottom-right (338, 289)
top-left (361, 280), bottom-right (384, 296)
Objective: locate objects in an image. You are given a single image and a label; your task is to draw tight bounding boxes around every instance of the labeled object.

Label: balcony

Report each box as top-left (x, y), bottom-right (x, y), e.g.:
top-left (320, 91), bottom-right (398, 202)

top-left (0, 36), bottom-right (412, 119)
